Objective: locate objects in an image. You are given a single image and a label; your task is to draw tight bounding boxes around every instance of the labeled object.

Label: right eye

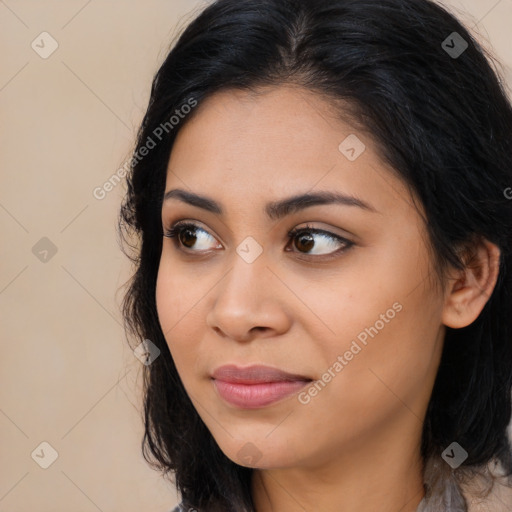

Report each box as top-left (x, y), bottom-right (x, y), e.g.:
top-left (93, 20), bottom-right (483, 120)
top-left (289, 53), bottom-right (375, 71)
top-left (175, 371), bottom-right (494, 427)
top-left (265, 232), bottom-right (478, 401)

top-left (164, 221), bottom-right (221, 253)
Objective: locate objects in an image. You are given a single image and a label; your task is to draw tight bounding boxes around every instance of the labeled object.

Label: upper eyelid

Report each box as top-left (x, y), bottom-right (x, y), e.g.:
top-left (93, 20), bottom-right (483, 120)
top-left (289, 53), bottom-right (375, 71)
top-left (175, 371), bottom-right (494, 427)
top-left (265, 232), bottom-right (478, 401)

top-left (165, 220), bottom-right (351, 246)
top-left (166, 220), bottom-right (345, 235)
top-left (170, 221), bottom-right (215, 238)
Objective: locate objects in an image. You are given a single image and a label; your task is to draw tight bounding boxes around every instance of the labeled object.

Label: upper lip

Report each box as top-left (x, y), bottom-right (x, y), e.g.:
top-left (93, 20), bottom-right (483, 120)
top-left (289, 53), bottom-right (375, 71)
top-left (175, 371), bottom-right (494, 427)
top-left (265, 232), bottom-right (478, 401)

top-left (211, 364), bottom-right (312, 384)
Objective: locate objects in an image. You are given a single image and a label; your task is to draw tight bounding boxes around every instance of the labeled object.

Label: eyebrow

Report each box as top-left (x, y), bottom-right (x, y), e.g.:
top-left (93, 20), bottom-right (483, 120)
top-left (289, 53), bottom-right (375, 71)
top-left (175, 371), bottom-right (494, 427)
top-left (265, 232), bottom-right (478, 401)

top-left (163, 188), bottom-right (377, 220)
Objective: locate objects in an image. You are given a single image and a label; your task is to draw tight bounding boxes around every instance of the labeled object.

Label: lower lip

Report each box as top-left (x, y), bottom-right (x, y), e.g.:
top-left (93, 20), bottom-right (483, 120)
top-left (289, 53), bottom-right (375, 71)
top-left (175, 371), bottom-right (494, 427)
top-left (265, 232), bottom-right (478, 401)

top-left (212, 379), bottom-right (310, 409)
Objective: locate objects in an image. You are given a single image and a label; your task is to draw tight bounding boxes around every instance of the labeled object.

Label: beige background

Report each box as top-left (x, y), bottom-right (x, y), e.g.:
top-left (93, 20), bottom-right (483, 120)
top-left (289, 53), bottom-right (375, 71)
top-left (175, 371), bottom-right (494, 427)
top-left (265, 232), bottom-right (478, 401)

top-left (0, 1), bottom-right (511, 511)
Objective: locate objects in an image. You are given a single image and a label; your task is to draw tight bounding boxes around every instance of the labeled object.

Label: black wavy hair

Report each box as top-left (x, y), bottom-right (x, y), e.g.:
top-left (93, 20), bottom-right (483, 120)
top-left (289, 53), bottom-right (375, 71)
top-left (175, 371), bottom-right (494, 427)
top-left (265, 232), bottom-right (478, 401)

top-left (118, 0), bottom-right (512, 510)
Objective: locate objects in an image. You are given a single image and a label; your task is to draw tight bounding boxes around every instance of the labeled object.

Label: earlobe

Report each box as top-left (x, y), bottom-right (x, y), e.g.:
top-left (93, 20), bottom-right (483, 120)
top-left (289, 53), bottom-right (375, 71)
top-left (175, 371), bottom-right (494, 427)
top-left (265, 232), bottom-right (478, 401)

top-left (441, 237), bottom-right (501, 329)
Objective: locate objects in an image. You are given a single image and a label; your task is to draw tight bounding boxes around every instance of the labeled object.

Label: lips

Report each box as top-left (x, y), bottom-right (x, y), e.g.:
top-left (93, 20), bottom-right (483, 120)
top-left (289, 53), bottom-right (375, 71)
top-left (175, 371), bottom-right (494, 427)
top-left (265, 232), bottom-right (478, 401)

top-left (211, 364), bottom-right (312, 409)
top-left (211, 364), bottom-right (311, 383)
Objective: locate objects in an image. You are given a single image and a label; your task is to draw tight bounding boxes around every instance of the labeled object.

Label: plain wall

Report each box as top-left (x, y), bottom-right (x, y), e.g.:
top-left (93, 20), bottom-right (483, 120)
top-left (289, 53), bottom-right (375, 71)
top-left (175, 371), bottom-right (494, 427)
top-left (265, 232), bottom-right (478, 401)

top-left (1, 1), bottom-right (511, 511)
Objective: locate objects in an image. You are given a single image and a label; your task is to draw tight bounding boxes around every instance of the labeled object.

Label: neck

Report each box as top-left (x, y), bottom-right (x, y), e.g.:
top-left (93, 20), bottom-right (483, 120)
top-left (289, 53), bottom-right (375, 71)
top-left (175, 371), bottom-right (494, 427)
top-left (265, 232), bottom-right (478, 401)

top-left (251, 415), bottom-right (426, 512)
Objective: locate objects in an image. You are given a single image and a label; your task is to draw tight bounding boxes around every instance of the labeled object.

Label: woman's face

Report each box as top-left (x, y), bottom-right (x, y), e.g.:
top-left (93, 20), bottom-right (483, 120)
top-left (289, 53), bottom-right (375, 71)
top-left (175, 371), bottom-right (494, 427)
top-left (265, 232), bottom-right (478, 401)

top-left (156, 85), bottom-right (447, 470)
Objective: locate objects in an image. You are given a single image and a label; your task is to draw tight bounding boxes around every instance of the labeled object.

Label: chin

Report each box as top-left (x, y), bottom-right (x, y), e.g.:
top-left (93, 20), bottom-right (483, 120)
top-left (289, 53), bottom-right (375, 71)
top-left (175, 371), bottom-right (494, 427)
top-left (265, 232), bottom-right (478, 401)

top-left (211, 429), bottom-right (303, 469)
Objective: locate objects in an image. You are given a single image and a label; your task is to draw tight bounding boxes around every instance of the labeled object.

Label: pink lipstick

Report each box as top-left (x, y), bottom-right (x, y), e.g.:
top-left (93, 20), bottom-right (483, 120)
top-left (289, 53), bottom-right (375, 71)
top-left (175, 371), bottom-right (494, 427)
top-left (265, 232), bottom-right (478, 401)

top-left (211, 364), bottom-right (312, 409)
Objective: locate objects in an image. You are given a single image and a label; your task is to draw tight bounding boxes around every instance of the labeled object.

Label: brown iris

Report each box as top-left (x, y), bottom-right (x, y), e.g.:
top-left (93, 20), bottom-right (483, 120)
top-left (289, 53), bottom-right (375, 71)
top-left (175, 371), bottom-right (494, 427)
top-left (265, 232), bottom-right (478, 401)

top-left (294, 232), bottom-right (315, 253)
top-left (179, 227), bottom-right (197, 249)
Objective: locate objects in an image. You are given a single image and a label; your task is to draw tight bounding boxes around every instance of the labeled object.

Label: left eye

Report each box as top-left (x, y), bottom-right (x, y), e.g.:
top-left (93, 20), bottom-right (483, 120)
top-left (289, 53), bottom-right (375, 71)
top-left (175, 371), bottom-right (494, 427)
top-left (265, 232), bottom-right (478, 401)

top-left (286, 225), bottom-right (353, 256)
top-left (163, 222), bottom-right (353, 257)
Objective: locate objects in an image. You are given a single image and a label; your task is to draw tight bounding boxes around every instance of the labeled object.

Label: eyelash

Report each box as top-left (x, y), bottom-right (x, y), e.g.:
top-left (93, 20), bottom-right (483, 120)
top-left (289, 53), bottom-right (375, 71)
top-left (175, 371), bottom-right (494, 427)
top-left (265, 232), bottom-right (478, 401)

top-left (163, 221), bottom-right (354, 260)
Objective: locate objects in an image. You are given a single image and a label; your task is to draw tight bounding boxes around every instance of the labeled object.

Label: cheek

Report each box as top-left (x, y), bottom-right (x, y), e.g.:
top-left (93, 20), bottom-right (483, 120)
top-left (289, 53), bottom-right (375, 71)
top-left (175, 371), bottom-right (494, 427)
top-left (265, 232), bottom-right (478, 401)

top-left (155, 264), bottom-right (175, 334)
top-left (155, 254), bottom-right (196, 334)
top-left (294, 302), bottom-right (442, 450)
top-left (156, 261), bottom-right (187, 359)
top-left (155, 258), bottom-right (207, 372)
top-left (320, 295), bottom-right (442, 429)
top-left (314, 247), bottom-right (442, 391)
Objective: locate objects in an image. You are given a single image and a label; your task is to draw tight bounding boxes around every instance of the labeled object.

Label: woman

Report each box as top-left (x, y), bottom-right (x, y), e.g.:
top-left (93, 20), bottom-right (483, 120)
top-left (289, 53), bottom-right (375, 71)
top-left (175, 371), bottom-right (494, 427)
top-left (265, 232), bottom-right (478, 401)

top-left (118, 0), bottom-right (512, 510)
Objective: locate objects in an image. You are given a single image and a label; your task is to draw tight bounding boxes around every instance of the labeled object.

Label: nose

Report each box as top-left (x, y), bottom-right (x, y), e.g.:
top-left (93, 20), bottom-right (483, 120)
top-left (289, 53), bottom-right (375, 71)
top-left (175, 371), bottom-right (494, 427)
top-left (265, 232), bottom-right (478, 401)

top-left (205, 251), bottom-right (291, 343)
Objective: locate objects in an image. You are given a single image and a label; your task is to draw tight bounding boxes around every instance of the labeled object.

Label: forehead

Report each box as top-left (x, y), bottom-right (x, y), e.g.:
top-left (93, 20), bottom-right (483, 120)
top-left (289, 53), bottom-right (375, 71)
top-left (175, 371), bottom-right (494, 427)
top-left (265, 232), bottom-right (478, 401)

top-left (169, 85), bottom-right (353, 169)
top-left (164, 85), bottom-right (417, 221)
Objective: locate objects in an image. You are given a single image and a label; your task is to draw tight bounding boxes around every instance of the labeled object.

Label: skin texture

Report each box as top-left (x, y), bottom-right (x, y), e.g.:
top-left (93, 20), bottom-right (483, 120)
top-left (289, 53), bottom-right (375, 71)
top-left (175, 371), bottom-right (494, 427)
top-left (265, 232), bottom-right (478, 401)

top-left (155, 85), bottom-right (500, 512)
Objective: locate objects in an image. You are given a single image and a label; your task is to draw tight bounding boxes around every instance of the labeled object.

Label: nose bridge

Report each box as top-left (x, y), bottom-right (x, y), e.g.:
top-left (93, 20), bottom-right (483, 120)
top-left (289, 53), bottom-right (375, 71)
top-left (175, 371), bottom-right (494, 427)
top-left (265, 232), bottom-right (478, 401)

top-left (220, 241), bottom-right (269, 310)
top-left (207, 242), bottom-right (284, 339)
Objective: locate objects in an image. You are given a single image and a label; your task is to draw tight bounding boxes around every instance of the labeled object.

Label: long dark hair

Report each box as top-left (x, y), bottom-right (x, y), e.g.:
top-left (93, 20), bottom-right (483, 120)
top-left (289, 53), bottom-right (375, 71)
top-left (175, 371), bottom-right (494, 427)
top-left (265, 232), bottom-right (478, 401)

top-left (118, 0), bottom-right (512, 510)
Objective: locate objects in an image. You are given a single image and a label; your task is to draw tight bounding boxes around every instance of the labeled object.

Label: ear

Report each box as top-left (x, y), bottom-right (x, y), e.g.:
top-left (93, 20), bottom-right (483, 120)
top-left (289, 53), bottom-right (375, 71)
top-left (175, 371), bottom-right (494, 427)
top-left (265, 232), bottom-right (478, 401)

top-left (441, 236), bottom-right (501, 329)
